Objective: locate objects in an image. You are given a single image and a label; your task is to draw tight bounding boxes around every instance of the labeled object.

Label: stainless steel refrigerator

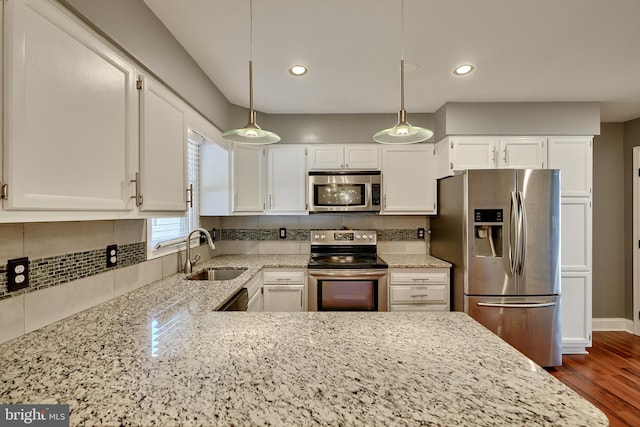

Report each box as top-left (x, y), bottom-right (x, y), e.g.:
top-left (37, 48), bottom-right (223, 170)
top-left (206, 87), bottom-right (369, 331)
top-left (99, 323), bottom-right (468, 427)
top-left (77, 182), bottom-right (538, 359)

top-left (431, 169), bottom-right (562, 367)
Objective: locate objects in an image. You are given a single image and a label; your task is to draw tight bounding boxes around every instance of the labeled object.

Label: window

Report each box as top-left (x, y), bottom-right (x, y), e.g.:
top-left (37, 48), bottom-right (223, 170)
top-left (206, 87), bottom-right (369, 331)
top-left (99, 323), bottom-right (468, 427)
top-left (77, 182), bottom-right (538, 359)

top-left (148, 131), bottom-right (202, 258)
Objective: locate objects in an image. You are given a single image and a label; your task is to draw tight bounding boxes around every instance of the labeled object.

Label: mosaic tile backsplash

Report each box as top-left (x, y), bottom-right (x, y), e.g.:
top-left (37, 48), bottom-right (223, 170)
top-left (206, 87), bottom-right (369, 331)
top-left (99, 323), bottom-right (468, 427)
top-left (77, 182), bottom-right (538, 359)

top-left (0, 242), bottom-right (146, 300)
top-left (220, 228), bottom-right (422, 241)
top-left (0, 228), bottom-right (422, 300)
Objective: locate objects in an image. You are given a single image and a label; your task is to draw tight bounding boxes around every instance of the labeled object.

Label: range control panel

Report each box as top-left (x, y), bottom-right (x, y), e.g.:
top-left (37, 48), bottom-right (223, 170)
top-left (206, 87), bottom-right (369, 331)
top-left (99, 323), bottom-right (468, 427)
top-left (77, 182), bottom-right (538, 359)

top-left (311, 230), bottom-right (377, 245)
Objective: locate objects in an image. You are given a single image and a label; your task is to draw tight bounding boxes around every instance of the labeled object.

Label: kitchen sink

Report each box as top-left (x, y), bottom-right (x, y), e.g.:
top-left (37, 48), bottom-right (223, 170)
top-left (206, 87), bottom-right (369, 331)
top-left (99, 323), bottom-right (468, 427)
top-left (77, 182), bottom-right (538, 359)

top-left (187, 267), bottom-right (247, 281)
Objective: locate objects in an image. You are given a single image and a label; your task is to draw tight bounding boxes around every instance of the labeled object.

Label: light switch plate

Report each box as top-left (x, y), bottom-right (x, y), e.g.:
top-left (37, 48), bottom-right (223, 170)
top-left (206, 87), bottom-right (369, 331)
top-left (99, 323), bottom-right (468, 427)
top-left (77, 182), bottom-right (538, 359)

top-left (7, 257), bottom-right (29, 292)
top-left (279, 228), bottom-right (287, 239)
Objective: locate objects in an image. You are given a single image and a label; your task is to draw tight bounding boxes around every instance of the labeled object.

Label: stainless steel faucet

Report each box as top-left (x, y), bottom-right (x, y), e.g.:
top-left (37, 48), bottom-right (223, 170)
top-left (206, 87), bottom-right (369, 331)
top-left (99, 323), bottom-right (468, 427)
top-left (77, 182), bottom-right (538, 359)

top-left (184, 228), bottom-right (216, 273)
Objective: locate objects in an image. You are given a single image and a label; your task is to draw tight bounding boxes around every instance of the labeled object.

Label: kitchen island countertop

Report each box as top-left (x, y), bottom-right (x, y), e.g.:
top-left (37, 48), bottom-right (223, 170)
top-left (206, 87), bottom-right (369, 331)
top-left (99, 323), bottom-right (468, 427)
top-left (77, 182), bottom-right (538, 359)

top-left (0, 254), bottom-right (607, 426)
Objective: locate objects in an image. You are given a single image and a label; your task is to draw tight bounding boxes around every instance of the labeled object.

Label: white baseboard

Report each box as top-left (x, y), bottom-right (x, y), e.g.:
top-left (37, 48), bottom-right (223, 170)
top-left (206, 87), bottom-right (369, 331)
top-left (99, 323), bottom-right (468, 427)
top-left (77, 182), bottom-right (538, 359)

top-left (592, 317), bottom-right (634, 333)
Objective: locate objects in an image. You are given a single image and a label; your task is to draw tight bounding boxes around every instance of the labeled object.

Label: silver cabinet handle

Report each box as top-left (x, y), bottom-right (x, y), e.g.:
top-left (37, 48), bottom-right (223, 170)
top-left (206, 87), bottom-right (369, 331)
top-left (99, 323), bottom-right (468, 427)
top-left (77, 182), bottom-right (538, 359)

top-left (186, 184), bottom-right (193, 208)
top-left (130, 172), bottom-right (143, 207)
top-left (269, 194), bottom-right (273, 210)
top-left (275, 278), bottom-right (292, 281)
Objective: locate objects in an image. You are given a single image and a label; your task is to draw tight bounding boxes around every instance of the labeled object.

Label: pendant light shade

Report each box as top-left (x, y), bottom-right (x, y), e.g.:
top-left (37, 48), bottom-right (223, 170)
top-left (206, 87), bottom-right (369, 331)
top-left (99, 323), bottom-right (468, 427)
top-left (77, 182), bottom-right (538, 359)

top-left (373, 0), bottom-right (432, 144)
top-left (222, 0), bottom-right (280, 145)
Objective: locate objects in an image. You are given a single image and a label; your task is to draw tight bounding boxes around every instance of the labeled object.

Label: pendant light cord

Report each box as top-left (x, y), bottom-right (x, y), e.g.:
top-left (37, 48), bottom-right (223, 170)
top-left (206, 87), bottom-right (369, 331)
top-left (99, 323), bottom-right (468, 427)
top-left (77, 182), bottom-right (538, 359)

top-left (248, 0), bottom-right (254, 116)
top-left (400, 0), bottom-right (405, 112)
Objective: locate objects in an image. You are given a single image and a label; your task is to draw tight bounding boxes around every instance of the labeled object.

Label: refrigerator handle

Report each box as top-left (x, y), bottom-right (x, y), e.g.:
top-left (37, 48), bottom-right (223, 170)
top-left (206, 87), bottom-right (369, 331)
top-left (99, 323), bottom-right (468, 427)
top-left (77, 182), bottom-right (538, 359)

top-left (509, 191), bottom-right (518, 276)
top-left (477, 301), bottom-right (556, 309)
top-left (517, 191), bottom-right (527, 276)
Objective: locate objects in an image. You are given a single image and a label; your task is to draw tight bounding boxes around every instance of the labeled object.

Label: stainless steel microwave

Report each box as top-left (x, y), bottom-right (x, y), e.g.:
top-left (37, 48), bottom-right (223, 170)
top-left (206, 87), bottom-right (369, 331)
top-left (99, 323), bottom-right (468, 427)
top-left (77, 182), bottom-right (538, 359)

top-left (308, 171), bottom-right (381, 213)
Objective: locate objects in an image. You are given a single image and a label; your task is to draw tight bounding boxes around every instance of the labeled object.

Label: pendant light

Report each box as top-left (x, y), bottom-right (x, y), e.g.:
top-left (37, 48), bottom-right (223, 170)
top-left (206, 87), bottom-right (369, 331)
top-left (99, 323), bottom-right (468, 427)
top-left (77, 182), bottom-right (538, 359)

top-left (373, 0), bottom-right (433, 144)
top-left (222, 0), bottom-right (280, 145)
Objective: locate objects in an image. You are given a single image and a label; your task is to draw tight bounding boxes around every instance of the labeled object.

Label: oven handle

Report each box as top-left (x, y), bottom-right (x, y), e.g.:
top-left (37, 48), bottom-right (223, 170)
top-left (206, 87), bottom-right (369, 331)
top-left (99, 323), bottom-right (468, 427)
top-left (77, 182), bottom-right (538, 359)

top-left (308, 270), bottom-right (388, 278)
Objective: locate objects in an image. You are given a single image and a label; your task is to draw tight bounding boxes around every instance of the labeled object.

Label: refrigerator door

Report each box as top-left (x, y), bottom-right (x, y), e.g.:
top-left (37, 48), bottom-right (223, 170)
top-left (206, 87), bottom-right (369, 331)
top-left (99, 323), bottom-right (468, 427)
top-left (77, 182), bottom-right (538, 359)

top-left (466, 295), bottom-right (562, 367)
top-left (516, 169), bottom-right (561, 295)
top-left (466, 169), bottom-right (517, 295)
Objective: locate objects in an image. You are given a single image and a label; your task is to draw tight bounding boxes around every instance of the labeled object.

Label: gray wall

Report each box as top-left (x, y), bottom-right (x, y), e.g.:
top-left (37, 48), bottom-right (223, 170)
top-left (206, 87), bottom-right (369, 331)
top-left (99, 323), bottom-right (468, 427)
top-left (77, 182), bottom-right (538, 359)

top-left (434, 102), bottom-right (601, 140)
top-left (624, 118), bottom-right (640, 319)
top-left (592, 124), bottom-right (625, 318)
top-left (228, 105), bottom-right (435, 144)
top-left (59, 0), bottom-right (231, 131)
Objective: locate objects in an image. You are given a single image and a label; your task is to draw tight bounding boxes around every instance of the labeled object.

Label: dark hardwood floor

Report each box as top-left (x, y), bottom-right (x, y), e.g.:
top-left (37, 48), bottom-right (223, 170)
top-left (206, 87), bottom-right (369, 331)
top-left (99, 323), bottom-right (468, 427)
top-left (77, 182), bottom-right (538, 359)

top-left (548, 331), bottom-right (640, 427)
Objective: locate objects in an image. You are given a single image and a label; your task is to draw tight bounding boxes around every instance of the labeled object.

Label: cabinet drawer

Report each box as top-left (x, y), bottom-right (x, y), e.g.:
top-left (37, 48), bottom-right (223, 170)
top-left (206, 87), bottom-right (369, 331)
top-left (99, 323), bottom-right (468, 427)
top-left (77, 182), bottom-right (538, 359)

top-left (263, 271), bottom-right (305, 285)
top-left (389, 271), bottom-right (448, 285)
top-left (389, 284), bottom-right (447, 304)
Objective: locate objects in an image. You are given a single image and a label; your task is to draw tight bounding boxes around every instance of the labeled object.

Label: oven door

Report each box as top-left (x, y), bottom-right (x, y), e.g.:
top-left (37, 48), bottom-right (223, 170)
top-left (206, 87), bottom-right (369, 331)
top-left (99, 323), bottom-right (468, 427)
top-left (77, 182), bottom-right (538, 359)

top-left (308, 270), bottom-right (388, 311)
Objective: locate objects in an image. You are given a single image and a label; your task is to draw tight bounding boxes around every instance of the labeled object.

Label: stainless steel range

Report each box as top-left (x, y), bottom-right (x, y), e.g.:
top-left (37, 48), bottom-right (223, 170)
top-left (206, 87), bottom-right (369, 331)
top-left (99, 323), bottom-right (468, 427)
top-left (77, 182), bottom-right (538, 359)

top-left (307, 230), bottom-right (388, 311)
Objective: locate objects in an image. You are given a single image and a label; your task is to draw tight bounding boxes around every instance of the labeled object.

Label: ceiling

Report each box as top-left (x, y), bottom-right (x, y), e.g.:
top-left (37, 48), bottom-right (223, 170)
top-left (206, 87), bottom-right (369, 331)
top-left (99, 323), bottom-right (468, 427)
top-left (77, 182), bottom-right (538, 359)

top-left (143, 0), bottom-right (640, 122)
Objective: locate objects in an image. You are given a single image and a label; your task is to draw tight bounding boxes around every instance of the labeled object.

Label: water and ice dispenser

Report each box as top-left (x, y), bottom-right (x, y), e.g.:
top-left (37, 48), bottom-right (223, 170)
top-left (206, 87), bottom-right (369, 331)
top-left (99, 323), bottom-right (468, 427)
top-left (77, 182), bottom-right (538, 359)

top-left (473, 209), bottom-right (503, 258)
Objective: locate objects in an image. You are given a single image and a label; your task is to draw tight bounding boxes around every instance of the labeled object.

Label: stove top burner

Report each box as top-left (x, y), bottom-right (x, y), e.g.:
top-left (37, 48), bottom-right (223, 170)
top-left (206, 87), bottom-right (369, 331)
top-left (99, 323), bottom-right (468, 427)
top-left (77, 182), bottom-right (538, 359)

top-left (307, 255), bottom-right (388, 270)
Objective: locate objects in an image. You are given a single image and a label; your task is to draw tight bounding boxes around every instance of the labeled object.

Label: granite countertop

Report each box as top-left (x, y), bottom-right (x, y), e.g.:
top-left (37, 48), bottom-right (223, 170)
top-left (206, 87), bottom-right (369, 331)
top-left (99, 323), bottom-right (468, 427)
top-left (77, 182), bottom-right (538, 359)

top-left (380, 254), bottom-right (452, 268)
top-left (0, 254), bottom-right (607, 426)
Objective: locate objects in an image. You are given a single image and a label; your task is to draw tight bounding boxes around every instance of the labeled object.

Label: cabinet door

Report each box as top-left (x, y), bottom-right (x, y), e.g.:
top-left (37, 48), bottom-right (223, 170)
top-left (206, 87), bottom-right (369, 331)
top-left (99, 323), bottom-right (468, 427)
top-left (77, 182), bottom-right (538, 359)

top-left (267, 146), bottom-right (307, 214)
top-left (548, 137), bottom-right (592, 197)
top-left (560, 199), bottom-right (592, 271)
top-left (3, 0), bottom-right (137, 211)
top-left (561, 272), bottom-right (592, 353)
top-left (248, 289), bottom-right (264, 312)
top-left (344, 145), bottom-right (380, 169)
top-left (450, 137), bottom-right (498, 171)
top-left (498, 138), bottom-right (546, 169)
top-left (199, 138), bottom-right (232, 216)
top-left (232, 144), bottom-right (266, 213)
top-left (381, 145), bottom-right (436, 214)
top-left (139, 76), bottom-right (186, 212)
top-left (263, 285), bottom-right (305, 312)
top-left (308, 145), bottom-right (344, 169)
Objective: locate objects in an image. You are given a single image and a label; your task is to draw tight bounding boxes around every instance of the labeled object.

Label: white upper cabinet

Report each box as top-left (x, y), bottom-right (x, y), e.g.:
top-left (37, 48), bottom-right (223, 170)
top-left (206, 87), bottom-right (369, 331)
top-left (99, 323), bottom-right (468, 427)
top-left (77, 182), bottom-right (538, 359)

top-left (232, 144), bottom-right (266, 213)
top-left (199, 137), bottom-right (232, 216)
top-left (436, 136), bottom-right (546, 178)
top-left (2, 0), bottom-right (137, 212)
top-left (138, 75), bottom-right (186, 213)
top-left (381, 145), bottom-right (437, 215)
top-left (498, 138), bottom-right (546, 168)
top-left (308, 144), bottom-right (380, 170)
top-left (450, 137), bottom-right (498, 171)
top-left (267, 145), bottom-right (307, 214)
top-left (547, 137), bottom-right (592, 197)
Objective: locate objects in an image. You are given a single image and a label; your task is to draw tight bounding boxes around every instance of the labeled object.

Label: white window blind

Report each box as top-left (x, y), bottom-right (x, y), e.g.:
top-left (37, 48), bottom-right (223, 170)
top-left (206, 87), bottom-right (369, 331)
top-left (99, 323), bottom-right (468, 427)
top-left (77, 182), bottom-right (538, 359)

top-left (149, 136), bottom-right (201, 250)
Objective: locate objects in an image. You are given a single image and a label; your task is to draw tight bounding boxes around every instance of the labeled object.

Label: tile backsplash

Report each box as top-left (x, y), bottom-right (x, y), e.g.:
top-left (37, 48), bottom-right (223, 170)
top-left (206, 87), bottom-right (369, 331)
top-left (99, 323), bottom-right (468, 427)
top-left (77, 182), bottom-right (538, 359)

top-left (0, 215), bottom-right (429, 344)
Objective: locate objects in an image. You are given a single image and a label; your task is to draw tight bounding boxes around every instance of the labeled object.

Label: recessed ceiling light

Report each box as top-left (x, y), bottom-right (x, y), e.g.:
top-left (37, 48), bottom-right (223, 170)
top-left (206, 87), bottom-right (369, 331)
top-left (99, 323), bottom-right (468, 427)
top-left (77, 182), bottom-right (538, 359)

top-left (453, 64), bottom-right (476, 76)
top-left (288, 65), bottom-right (308, 76)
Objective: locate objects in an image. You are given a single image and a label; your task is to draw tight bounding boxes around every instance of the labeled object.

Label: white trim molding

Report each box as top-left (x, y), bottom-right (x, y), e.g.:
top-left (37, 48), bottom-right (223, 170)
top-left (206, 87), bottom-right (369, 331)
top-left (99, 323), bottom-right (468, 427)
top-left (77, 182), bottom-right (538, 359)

top-left (592, 318), bottom-right (634, 333)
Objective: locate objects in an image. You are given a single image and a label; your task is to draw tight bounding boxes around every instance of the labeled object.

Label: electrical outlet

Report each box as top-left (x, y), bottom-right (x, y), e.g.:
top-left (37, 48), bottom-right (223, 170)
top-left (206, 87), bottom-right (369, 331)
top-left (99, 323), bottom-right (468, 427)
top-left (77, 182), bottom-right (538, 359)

top-left (211, 228), bottom-right (217, 241)
top-left (106, 244), bottom-right (118, 268)
top-left (417, 228), bottom-right (425, 239)
top-left (279, 228), bottom-right (287, 239)
top-left (7, 257), bottom-right (29, 292)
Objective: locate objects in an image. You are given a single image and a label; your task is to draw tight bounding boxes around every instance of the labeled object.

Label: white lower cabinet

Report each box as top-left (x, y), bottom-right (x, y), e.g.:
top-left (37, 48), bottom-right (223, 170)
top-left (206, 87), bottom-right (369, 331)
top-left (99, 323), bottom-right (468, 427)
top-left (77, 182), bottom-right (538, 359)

top-left (388, 268), bottom-right (450, 312)
top-left (262, 269), bottom-right (307, 312)
top-left (560, 272), bottom-right (592, 354)
top-left (245, 274), bottom-right (264, 312)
